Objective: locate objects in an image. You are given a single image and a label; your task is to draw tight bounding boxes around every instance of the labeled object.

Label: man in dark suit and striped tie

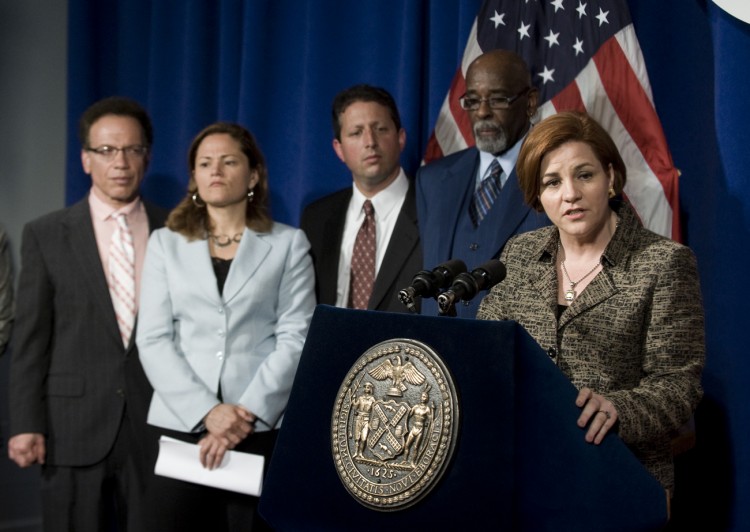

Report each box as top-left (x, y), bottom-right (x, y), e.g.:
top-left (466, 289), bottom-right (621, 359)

top-left (7, 97), bottom-right (167, 532)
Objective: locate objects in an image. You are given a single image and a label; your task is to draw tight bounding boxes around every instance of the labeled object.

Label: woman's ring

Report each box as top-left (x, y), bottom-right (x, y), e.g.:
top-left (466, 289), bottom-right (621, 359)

top-left (598, 410), bottom-right (611, 420)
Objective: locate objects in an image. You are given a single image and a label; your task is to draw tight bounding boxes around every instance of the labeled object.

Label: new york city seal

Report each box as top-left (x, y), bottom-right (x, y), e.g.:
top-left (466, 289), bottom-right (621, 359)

top-left (331, 338), bottom-right (459, 511)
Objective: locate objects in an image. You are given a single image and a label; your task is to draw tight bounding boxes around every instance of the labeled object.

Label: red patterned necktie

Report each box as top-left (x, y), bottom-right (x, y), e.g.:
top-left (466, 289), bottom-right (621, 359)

top-left (349, 200), bottom-right (376, 310)
top-left (109, 213), bottom-right (136, 346)
top-left (470, 158), bottom-right (503, 226)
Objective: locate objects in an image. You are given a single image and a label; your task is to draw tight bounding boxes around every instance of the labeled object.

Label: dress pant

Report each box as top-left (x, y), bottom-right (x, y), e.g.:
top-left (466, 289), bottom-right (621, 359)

top-left (143, 428), bottom-right (278, 532)
top-left (39, 410), bottom-right (148, 532)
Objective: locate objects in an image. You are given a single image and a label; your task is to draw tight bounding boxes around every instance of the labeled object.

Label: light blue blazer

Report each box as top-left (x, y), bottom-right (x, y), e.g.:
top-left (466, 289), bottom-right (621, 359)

top-left (136, 222), bottom-right (315, 433)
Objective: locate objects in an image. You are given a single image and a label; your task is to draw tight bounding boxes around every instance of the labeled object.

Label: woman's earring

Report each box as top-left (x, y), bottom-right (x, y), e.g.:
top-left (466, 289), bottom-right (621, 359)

top-left (192, 193), bottom-right (205, 207)
top-left (247, 189), bottom-right (255, 203)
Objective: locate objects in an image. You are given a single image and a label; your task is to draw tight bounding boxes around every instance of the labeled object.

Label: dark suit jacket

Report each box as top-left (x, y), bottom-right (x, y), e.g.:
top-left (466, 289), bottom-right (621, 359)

top-left (8, 197), bottom-right (167, 467)
top-left (416, 147), bottom-right (549, 318)
top-left (477, 202), bottom-right (705, 490)
top-left (300, 179), bottom-right (422, 313)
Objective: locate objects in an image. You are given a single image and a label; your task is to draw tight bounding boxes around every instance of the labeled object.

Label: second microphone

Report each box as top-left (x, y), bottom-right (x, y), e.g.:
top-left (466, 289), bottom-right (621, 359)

top-left (437, 260), bottom-right (507, 316)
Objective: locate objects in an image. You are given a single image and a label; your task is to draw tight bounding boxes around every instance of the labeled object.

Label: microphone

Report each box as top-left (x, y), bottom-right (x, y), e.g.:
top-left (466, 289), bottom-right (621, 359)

top-left (398, 259), bottom-right (468, 313)
top-left (437, 260), bottom-right (507, 316)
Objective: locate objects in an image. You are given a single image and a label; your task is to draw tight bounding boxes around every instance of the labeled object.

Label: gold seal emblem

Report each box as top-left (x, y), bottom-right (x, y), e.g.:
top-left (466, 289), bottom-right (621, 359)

top-left (331, 338), bottom-right (459, 511)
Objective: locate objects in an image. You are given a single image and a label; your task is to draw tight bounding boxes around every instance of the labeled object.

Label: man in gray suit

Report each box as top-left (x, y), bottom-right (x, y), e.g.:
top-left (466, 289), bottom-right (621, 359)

top-left (7, 97), bottom-right (167, 532)
top-left (301, 84), bottom-right (422, 313)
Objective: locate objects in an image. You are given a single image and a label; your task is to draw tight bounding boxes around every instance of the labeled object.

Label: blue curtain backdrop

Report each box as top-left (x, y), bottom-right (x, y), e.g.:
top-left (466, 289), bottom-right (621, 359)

top-left (66, 0), bottom-right (482, 221)
top-left (66, 1), bottom-right (750, 530)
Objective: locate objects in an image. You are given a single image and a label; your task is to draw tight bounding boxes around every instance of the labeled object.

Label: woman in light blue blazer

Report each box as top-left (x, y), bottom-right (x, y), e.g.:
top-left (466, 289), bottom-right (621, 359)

top-left (137, 122), bottom-right (315, 531)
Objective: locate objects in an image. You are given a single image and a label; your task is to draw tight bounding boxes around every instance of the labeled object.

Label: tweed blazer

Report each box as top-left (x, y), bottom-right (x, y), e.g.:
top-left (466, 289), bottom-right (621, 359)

top-left (477, 202), bottom-right (705, 490)
top-left (136, 222), bottom-right (315, 433)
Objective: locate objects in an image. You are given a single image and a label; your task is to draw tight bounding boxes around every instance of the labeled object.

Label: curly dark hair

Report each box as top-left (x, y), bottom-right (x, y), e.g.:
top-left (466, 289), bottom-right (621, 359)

top-left (78, 96), bottom-right (153, 149)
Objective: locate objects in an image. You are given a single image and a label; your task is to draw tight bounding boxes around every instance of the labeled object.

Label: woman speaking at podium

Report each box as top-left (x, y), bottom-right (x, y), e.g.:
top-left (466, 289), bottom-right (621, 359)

top-left (477, 112), bottom-right (704, 499)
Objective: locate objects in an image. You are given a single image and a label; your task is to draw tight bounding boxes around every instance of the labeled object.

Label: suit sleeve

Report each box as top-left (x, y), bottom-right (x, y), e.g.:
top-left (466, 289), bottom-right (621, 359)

top-left (607, 245), bottom-right (705, 445)
top-left (238, 229), bottom-right (315, 427)
top-left (136, 231), bottom-right (220, 430)
top-left (8, 223), bottom-right (54, 435)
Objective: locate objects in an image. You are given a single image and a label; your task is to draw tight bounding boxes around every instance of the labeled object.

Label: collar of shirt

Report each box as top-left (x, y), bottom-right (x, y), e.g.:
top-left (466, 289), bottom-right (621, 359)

top-left (476, 132), bottom-right (528, 190)
top-left (349, 168), bottom-right (408, 222)
top-left (88, 189), bottom-right (142, 221)
top-left (88, 189), bottom-right (149, 307)
top-left (335, 169), bottom-right (409, 308)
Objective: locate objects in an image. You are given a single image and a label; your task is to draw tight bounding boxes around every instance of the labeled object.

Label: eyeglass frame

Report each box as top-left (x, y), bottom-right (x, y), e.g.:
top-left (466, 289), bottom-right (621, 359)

top-left (84, 145), bottom-right (149, 159)
top-left (458, 87), bottom-right (532, 111)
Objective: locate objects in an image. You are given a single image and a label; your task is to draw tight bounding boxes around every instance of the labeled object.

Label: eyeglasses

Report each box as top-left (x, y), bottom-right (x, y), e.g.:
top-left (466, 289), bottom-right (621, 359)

top-left (458, 87), bottom-right (531, 111)
top-left (85, 145), bottom-right (148, 160)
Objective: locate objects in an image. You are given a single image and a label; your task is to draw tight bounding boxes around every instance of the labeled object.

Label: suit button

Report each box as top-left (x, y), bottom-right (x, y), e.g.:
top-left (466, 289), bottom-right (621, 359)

top-left (547, 347), bottom-right (557, 360)
top-left (116, 388), bottom-right (125, 397)
top-left (469, 243), bottom-right (479, 251)
top-left (217, 329), bottom-right (225, 337)
top-left (216, 351), bottom-right (224, 360)
top-left (218, 307), bottom-right (224, 314)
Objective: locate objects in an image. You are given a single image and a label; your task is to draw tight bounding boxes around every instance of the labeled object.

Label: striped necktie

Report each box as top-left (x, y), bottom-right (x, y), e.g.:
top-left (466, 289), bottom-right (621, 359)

top-left (349, 200), bottom-right (376, 310)
top-left (470, 159), bottom-right (503, 226)
top-left (109, 213), bottom-right (136, 346)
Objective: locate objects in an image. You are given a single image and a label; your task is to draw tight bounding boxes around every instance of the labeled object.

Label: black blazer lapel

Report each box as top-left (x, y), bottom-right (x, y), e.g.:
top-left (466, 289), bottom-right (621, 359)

top-left (65, 199), bottom-right (123, 347)
top-left (315, 191), bottom-right (350, 306)
top-left (369, 181), bottom-right (421, 310)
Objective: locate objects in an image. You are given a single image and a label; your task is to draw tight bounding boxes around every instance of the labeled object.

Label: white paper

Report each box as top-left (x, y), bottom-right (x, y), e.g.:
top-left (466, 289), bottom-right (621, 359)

top-left (154, 436), bottom-right (265, 496)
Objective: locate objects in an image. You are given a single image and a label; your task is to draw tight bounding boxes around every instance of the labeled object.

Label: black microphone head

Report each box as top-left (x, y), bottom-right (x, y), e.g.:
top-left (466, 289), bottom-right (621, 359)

top-left (472, 260), bottom-right (507, 291)
top-left (432, 259), bottom-right (468, 287)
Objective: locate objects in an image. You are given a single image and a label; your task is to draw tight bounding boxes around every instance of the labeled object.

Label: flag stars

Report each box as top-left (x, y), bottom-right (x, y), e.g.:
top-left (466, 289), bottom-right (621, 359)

top-left (518, 21), bottom-right (531, 40)
top-left (551, 0), bottom-right (565, 12)
top-left (596, 7), bottom-right (609, 26)
top-left (577, 1), bottom-right (587, 18)
top-left (544, 29), bottom-right (560, 48)
top-left (490, 10), bottom-right (506, 28)
top-left (573, 37), bottom-right (584, 55)
top-left (538, 66), bottom-right (555, 84)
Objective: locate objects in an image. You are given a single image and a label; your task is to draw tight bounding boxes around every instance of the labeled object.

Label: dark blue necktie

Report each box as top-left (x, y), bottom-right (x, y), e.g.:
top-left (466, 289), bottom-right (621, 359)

top-left (470, 159), bottom-right (503, 226)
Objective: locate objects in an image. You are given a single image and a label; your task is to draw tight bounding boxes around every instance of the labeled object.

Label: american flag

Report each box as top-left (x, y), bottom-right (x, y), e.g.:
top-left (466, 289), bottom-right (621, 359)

top-left (424, 0), bottom-right (680, 241)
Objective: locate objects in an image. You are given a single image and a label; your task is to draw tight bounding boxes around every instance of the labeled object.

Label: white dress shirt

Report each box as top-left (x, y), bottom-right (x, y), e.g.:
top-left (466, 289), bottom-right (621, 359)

top-left (335, 169), bottom-right (409, 307)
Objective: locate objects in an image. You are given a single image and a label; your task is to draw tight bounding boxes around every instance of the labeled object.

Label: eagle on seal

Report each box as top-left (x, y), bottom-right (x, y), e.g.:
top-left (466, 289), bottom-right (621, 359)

top-left (368, 355), bottom-right (426, 397)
